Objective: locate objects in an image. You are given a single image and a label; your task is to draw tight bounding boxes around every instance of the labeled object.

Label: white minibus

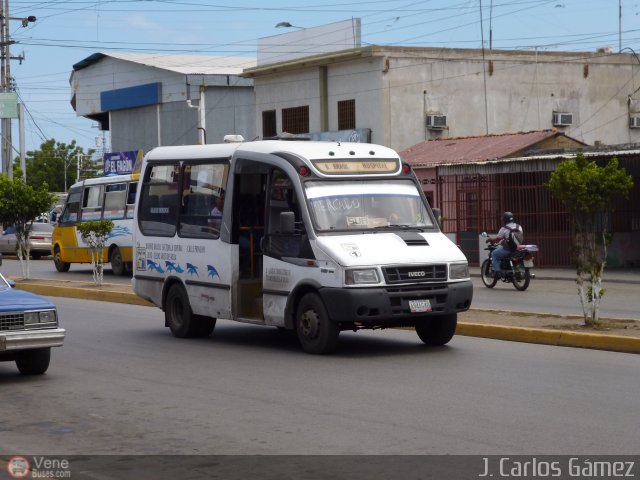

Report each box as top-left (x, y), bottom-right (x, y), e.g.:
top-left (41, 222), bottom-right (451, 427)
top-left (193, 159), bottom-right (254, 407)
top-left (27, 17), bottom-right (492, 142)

top-left (133, 140), bottom-right (472, 353)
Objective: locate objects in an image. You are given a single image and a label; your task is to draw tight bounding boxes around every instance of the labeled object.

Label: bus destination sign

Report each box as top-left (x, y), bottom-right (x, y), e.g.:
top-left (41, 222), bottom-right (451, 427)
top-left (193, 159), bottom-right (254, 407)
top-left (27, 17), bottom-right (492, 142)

top-left (313, 159), bottom-right (399, 175)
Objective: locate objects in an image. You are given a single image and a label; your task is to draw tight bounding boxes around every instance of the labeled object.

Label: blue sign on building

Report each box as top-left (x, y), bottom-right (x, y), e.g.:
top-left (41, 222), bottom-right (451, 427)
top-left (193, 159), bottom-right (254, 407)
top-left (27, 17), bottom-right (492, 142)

top-left (104, 150), bottom-right (144, 175)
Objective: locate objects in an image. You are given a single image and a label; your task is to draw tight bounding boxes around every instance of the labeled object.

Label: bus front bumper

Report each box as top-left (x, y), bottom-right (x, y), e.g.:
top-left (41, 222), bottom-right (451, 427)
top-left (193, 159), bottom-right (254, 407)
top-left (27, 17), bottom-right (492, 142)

top-left (318, 281), bottom-right (473, 325)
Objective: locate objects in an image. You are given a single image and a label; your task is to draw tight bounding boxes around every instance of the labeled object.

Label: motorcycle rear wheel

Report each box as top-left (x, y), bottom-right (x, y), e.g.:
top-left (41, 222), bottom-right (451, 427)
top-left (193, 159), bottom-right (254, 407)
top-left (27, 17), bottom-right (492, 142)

top-left (512, 265), bottom-right (531, 291)
top-left (480, 259), bottom-right (498, 288)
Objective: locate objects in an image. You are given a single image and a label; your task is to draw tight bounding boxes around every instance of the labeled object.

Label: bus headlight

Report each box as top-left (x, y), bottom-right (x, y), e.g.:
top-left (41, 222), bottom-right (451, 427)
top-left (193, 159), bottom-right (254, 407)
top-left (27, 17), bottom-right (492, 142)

top-left (449, 262), bottom-right (469, 280)
top-left (345, 268), bottom-right (380, 285)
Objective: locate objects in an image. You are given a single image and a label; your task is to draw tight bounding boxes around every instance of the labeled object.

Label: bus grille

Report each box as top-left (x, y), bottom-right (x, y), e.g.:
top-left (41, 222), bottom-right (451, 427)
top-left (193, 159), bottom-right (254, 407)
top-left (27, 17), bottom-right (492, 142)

top-left (382, 264), bottom-right (447, 284)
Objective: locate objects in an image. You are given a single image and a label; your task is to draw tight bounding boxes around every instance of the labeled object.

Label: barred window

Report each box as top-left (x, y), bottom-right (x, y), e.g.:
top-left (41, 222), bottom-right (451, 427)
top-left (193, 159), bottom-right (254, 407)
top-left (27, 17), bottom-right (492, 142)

top-left (282, 106), bottom-right (309, 134)
top-left (338, 99), bottom-right (356, 130)
top-left (262, 110), bottom-right (277, 138)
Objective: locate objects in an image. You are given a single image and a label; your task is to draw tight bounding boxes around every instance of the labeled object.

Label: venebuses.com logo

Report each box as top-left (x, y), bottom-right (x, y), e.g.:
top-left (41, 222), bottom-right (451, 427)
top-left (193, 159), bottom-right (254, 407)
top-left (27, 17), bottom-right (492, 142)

top-left (6, 455), bottom-right (71, 478)
top-left (6, 456), bottom-right (30, 479)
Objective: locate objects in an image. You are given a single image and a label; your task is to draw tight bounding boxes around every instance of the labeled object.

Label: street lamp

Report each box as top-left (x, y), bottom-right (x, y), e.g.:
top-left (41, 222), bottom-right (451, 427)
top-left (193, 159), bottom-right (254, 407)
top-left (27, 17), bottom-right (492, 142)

top-left (275, 21), bottom-right (303, 30)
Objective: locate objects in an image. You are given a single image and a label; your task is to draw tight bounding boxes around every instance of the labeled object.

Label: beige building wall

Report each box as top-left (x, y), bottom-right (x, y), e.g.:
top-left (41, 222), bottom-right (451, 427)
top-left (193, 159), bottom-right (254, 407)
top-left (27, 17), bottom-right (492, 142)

top-left (246, 47), bottom-right (640, 152)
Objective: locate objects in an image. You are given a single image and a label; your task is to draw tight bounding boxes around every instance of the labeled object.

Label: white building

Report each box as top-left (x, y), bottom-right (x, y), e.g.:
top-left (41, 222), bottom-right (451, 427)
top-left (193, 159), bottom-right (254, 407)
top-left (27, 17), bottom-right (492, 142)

top-left (70, 52), bottom-right (256, 152)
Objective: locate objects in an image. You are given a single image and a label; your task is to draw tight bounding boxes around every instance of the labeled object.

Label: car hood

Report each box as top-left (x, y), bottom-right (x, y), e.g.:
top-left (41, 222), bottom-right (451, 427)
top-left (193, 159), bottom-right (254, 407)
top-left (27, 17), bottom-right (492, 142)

top-left (0, 287), bottom-right (56, 311)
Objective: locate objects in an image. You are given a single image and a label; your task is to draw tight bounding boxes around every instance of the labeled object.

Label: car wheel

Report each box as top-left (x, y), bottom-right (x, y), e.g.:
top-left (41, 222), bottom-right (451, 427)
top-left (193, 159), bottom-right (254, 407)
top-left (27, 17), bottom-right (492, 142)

top-left (53, 246), bottom-right (70, 272)
top-left (31, 252), bottom-right (42, 260)
top-left (16, 348), bottom-right (51, 375)
top-left (295, 293), bottom-right (339, 354)
top-left (415, 314), bottom-right (457, 346)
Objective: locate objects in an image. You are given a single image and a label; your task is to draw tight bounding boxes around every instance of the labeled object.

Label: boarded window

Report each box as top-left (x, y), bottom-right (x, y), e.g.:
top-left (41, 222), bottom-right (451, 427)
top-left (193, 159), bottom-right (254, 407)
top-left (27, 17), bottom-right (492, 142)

top-left (262, 110), bottom-right (276, 138)
top-left (282, 106), bottom-right (309, 134)
top-left (338, 99), bottom-right (356, 130)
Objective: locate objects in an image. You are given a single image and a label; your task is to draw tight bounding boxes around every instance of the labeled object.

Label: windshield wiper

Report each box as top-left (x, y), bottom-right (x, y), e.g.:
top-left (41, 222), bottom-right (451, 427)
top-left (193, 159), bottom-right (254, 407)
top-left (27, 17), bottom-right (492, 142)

top-left (373, 224), bottom-right (425, 232)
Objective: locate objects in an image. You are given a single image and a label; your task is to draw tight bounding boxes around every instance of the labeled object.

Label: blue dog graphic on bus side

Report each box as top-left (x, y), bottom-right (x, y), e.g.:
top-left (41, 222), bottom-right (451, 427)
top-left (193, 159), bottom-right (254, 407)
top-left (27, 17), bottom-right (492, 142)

top-left (146, 259), bottom-right (164, 273)
top-left (165, 261), bottom-right (184, 273)
top-left (207, 265), bottom-right (220, 279)
top-left (186, 263), bottom-right (199, 276)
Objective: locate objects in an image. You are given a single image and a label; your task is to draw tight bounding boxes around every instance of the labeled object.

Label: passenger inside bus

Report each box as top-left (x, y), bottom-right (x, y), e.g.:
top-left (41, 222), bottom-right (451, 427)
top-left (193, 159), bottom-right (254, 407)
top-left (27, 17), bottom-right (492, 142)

top-left (208, 191), bottom-right (225, 232)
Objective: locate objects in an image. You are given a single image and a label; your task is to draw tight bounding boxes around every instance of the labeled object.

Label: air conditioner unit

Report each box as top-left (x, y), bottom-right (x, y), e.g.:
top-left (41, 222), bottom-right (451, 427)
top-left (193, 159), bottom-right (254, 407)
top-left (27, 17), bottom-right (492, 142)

top-left (629, 116), bottom-right (640, 128)
top-left (552, 112), bottom-right (573, 127)
top-left (426, 114), bottom-right (447, 129)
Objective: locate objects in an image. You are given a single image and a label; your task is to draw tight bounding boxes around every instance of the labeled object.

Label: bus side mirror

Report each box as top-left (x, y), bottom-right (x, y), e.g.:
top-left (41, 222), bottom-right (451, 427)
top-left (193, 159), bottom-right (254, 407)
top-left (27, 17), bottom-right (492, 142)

top-left (432, 207), bottom-right (442, 228)
top-left (280, 211), bottom-right (295, 234)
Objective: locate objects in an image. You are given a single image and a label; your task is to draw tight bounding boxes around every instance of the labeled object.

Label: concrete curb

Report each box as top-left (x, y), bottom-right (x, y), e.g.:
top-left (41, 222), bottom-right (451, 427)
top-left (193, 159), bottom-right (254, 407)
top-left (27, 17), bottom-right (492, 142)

top-left (456, 323), bottom-right (640, 354)
top-left (12, 280), bottom-right (639, 354)
top-left (14, 281), bottom-right (153, 307)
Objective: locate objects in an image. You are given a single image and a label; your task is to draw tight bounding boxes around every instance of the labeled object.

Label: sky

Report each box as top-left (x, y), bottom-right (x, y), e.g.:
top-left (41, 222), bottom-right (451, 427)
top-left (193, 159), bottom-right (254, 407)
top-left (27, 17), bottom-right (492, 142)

top-left (5, 0), bottom-right (638, 158)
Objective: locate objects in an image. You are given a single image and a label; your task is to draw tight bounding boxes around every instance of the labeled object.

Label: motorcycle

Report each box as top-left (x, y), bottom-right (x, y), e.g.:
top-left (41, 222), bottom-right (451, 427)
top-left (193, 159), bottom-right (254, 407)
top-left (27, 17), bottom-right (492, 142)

top-left (480, 232), bottom-right (538, 291)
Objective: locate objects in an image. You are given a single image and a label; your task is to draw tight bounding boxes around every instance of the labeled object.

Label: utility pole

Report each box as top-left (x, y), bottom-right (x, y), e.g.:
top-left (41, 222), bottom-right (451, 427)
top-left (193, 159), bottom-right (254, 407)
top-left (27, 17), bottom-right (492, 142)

top-left (0, 0), bottom-right (36, 177)
top-left (1, 0), bottom-right (10, 178)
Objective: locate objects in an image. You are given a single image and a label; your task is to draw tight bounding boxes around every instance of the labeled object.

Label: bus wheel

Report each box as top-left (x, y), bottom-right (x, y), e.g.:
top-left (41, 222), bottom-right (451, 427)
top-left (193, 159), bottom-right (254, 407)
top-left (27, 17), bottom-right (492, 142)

top-left (415, 314), bottom-right (457, 346)
top-left (110, 247), bottom-right (126, 276)
top-left (16, 348), bottom-right (51, 375)
top-left (295, 293), bottom-right (339, 354)
top-left (53, 246), bottom-right (70, 272)
top-left (165, 284), bottom-right (215, 338)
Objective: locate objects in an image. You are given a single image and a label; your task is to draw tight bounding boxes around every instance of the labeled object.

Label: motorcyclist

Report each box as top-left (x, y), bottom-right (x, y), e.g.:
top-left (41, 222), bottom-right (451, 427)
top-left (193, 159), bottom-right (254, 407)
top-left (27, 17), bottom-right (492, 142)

top-left (486, 211), bottom-right (523, 278)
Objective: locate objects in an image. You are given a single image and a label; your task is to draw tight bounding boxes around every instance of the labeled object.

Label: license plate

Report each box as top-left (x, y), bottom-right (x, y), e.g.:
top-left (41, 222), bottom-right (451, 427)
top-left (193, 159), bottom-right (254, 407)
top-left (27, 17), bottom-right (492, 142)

top-left (523, 259), bottom-right (534, 268)
top-left (409, 299), bottom-right (432, 313)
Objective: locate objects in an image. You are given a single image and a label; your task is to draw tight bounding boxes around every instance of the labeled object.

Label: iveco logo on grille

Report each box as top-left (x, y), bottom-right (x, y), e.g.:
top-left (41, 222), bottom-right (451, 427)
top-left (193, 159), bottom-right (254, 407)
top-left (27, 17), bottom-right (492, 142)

top-left (407, 271), bottom-right (426, 277)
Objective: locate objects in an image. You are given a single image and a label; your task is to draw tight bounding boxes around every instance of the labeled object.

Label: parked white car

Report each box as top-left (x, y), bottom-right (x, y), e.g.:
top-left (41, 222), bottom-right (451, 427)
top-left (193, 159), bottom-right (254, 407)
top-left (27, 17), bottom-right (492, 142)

top-left (0, 223), bottom-right (54, 259)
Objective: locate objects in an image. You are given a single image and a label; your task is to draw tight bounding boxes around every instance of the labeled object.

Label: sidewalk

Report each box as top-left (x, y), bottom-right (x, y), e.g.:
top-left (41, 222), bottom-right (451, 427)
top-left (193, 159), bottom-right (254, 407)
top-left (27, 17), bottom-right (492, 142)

top-left (9, 271), bottom-right (640, 355)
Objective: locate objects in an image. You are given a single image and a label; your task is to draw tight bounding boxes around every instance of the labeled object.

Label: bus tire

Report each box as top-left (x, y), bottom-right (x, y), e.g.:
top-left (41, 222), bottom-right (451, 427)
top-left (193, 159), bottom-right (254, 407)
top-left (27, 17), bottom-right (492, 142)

top-left (16, 348), bottom-right (51, 375)
top-left (295, 293), bottom-right (339, 354)
top-left (415, 313), bottom-right (457, 346)
top-left (165, 284), bottom-right (207, 338)
top-left (110, 247), bottom-right (126, 276)
top-left (53, 246), bottom-right (70, 272)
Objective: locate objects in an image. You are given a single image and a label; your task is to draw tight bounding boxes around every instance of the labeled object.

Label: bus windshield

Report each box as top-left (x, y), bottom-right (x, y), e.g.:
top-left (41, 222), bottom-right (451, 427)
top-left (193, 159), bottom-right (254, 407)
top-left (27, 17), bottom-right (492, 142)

top-left (305, 180), bottom-right (435, 232)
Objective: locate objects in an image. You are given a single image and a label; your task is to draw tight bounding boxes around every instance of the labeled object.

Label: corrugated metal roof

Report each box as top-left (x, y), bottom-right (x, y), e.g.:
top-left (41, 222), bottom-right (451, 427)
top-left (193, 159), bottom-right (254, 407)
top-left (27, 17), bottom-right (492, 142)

top-left (438, 148), bottom-right (640, 175)
top-left (400, 130), bottom-right (575, 166)
top-left (73, 52), bottom-right (256, 75)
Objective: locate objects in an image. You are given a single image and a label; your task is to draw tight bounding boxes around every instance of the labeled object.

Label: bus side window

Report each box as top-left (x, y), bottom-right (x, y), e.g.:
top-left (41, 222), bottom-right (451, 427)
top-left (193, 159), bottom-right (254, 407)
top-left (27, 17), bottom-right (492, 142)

top-left (126, 182), bottom-right (138, 219)
top-left (138, 164), bottom-right (180, 237)
top-left (264, 169), bottom-right (308, 258)
top-left (59, 191), bottom-right (81, 226)
top-left (82, 185), bottom-right (104, 221)
top-left (104, 183), bottom-right (127, 220)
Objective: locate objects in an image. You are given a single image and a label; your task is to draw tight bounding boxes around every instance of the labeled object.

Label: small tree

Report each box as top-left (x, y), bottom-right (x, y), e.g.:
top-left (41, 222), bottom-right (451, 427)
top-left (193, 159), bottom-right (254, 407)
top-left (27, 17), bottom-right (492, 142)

top-left (0, 168), bottom-right (55, 279)
top-left (76, 219), bottom-right (114, 286)
top-left (548, 154), bottom-right (634, 326)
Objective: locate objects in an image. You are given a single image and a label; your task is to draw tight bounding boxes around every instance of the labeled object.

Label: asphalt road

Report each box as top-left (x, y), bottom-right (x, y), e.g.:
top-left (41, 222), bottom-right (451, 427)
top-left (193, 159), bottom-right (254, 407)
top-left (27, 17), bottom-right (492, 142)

top-left (1, 296), bottom-right (639, 457)
top-left (3, 258), bottom-right (639, 319)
